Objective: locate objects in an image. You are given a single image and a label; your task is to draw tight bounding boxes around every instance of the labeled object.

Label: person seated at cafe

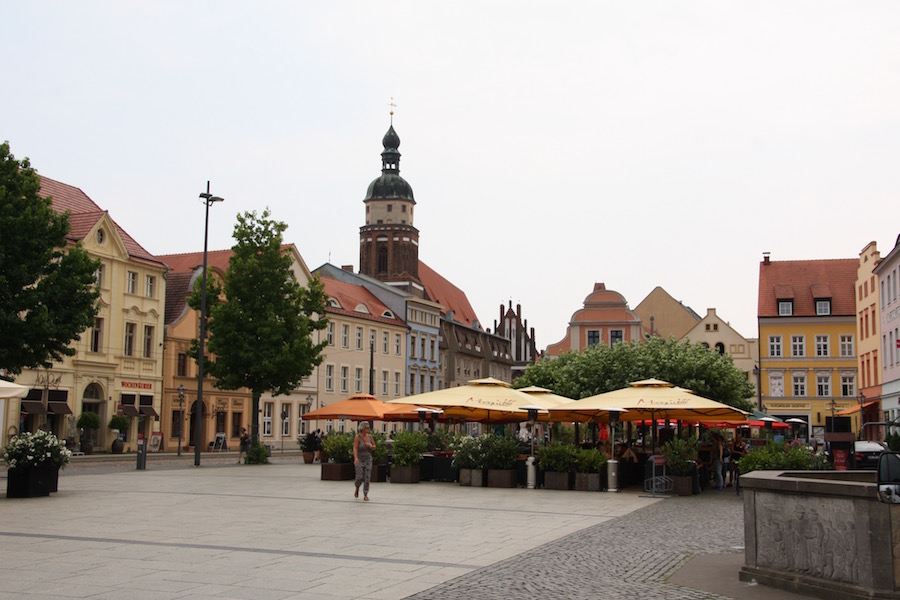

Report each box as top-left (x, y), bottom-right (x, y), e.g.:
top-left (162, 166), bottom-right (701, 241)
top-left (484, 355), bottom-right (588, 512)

top-left (618, 441), bottom-right (638, 462)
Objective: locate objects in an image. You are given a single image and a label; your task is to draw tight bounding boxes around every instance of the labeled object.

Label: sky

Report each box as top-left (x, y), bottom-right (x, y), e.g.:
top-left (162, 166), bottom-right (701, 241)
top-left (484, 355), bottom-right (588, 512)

top-left (3, 2), bottom-right (899, 349)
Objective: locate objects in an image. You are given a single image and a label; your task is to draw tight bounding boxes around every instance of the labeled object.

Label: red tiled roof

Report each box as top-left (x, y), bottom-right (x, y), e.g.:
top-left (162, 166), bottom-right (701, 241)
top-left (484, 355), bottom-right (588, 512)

top-left (418, 260), bottom-right (481, 329)
top-left (38, 175), bottom-right (165, 269)
top-left (160, 248), bottom-right (234, 274)
top-left (164, 272), bottom-right (195, 326)
top-left (758, 258), bottom-right (857, 317)
top-left (322, 278), bottom-right (406, 327)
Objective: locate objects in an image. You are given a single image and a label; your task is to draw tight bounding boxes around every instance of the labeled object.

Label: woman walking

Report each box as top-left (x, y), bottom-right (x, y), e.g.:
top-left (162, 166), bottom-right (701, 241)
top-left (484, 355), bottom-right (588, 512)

top-left (354, 422), bottom-right (376, 501)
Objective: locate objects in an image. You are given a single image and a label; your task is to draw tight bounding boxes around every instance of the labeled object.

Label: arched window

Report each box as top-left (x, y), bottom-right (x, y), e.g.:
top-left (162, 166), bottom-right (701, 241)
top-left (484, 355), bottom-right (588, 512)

top-left (377, 246), bottom-right (388, 274)
top-left (715, 342), bottom-right (725, 354)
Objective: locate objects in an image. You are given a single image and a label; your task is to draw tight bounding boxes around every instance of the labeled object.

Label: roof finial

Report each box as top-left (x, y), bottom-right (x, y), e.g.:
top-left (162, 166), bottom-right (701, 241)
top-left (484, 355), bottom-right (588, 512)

top-left (389, 97), bottom-right (396, 124)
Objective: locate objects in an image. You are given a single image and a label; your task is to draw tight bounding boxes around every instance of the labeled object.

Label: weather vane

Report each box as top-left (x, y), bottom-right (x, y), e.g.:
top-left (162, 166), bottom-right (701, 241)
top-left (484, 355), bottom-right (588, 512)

top-left (389, 97), bottom-right (397, 124)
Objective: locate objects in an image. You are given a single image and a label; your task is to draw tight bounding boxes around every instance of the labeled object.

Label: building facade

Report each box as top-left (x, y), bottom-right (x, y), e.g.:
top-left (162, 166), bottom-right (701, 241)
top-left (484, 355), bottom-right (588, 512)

top-left (682, 308), bottom-right (759, 400)
top-left (545, 283), bottom-right (643, 357)
top-left (757, 254), bottom-right (860, 441)
top-left (874, 234), bottom-right (900, 434)
top-left (857, 241), bottom-right (884, 439)
top-left (5, 176), bottom-right (168, 452)
top-left (633, 286), bottom-right (701, 339)
top-left (495, 301), bottom-right (537, 382)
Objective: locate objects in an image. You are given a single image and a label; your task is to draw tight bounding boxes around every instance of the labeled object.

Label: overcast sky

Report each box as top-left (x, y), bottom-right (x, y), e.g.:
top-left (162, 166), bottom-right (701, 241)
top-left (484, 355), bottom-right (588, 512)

top-left (4, 2), bottom-right (899, 349)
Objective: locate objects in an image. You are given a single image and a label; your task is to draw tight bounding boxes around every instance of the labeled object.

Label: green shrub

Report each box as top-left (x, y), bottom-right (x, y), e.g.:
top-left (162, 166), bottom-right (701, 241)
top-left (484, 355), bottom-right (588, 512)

top-left (451, 436), bottom-right (484, 469)
top-left (481, 434), bottom-right (519, 470)
top-left (737, 441), bottom-right (831, 474)
top-left (575, 447), bottom-right (608, 473)
top-left (536, 442), bottom-right (576, 472)
top-left (662, 435), bottom-right (699, 476)
top-left (107, 415), bottom-right (131, 432)
top-left (424, 427), bottom-right (453, 452)
top-left (322, 432), bottom-right (354, 464)
top-left (298, 432), bottom-right (321, 452)
top-left (245, 440), bottom-right (269, 464)
top-left (372, 432), bottom-right (388, 464)
top-left (76, 411), bottom-right (101, 431)
top-left (888, 432), bottom-right (900, 452)
top-left (391, 430), bottom-right (427, 467)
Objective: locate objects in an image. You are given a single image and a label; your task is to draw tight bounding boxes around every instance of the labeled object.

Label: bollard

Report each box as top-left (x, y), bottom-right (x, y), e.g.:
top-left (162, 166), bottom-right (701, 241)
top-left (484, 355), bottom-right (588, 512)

top-left (526, 456), bottom-right (536, 489)
top-left (136, 438), bottom-right (147, 470)
top-left (607, 458), bottom-right (618, 492)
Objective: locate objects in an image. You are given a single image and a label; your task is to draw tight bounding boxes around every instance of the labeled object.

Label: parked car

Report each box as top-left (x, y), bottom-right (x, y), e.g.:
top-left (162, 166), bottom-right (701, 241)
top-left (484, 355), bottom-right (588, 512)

top-left (852, 440), bottom-right (888, 470)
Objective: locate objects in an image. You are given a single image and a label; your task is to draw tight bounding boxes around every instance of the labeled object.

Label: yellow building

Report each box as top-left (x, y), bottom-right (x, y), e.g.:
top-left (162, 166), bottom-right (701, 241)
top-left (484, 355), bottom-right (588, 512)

top-left (5, 176), bottom-right (168, 452)
top-left (757, 254), bottom-right (859, 441)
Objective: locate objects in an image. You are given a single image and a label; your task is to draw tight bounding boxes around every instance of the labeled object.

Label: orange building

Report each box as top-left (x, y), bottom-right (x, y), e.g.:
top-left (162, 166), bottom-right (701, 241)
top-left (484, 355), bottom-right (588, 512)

top-left (545, 283), bottom-right (643, 356)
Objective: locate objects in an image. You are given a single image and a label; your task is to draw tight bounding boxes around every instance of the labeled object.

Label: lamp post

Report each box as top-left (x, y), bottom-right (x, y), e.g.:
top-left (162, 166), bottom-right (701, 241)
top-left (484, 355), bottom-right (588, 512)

top-left (177, 384), bottom-right (185, 457)
top-left (196, 184), bottom-right (224, 466)
top-left (858, 392), bottom-right (866, 440)
top-left (520, 405), bottom-right (542, 489)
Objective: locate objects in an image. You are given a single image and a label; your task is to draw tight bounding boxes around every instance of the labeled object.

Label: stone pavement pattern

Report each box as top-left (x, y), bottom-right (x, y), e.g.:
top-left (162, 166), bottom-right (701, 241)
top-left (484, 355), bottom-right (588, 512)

top-left (0, 455), bottom-right (807, 599)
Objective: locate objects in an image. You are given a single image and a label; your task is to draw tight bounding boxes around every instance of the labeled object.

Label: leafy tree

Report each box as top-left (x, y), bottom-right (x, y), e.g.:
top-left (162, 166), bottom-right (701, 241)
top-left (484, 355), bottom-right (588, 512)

top-left (0, 141), bottom-right (100, 374)
top-left (190, 209), bottom-right (328, 442)
top-left (515, 336), bottom-right (755, 411)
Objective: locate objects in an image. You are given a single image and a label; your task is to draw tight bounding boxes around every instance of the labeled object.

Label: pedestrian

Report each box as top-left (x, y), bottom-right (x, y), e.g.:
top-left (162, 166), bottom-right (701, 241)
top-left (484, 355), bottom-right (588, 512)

top-left (727, 434), bottom-right (746, 487)
top-left (238, 427), bottom-right (250, 463)
top-left (314, 428), bottom-right (323, 462)
top-left (353, 422), bottom-right (376, 501)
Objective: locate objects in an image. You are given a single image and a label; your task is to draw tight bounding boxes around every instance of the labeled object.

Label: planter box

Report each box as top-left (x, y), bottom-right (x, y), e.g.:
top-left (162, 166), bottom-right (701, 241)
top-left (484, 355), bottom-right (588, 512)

top-left (371, 464), bottom-right (388, 483)
top-left (6, 467), bottom-right (58, 498)
top-left (432, 456), bottom-right (457, 482)
top-left (390, 464), bottom-right (421, 483)
top-left (321, 462), bottom-right (354, 481)
top-left (470, 468), bottom-right (486, 487)
top-left (543, 471), bottom-right (573, 490)
top-left (487, 469), bottom-right (517, 488)
top-left (574, 472), bottom-right (602, 492)
top-left (459, 467), bottom-right (472, 486)
top-left (672, 475), bottom-right (693, 496)
top-left (302, 452), bottom-right (315, 464)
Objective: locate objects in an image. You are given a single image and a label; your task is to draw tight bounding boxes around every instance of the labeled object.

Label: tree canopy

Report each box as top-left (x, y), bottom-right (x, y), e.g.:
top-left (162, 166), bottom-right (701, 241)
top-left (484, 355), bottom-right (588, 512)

top-left (191, 209), bottom-right (328, 440)
top-left (0, 141), bottom-right (100, 375)
top-left (514, 336), bottom-right (756, 412)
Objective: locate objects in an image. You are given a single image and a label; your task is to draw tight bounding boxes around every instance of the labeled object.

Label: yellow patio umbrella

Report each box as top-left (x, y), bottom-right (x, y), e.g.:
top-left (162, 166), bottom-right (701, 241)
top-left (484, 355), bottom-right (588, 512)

top-left (548, 378), bottom-right (748, 423)
top-left (0, 379), bottom-right (29, 399)
top-left (517, 386), bottom-right (575, 422)
top-left (387, 377), bottom-right (545, 423)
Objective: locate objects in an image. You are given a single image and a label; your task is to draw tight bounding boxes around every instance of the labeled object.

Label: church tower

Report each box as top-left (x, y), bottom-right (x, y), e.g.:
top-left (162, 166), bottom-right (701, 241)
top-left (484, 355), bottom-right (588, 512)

top-left (359, 116), bottom-right (423, 297)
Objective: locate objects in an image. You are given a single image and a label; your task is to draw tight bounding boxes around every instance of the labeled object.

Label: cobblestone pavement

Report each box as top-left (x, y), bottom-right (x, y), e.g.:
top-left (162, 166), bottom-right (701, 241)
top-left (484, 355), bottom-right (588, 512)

top-left (410, 489), bottom-right (748, 600)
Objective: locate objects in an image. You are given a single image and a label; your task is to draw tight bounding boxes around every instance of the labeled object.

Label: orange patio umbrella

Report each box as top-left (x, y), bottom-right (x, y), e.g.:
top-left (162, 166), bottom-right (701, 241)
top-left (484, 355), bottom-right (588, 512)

top-left (302, 394), bottom-right (396, 422)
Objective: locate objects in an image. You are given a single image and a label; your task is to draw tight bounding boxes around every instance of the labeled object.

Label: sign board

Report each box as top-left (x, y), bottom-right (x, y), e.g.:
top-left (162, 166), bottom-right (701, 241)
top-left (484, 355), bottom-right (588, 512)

top-left (833, 448), bottom-right (849, 471)
top-left (213, 432), bottom-right (227, 451)
top-left (149, 432), bottom-right (162, 453)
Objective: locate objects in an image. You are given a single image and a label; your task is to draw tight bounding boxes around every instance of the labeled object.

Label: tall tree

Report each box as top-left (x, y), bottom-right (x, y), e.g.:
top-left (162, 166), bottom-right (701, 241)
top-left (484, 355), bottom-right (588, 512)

top-left (192, 209), bottom-right (328, 442)
top-left (515, 336), bottom-right (755, 411)
top-left (0, 141), bottom-right (100, 375)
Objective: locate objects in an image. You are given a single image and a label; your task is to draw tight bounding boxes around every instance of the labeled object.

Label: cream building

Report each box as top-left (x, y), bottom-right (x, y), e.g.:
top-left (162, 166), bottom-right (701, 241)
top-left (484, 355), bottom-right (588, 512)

top-left (682, 308), bottom-right (759, 400)
top-left (6, 176), bottom-right (168, 452)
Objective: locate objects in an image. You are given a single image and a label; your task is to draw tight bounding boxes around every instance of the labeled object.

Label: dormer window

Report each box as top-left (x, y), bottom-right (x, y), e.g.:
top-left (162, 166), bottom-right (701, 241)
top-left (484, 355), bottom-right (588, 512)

top-left (328, 298), bottom-right (341, 308)
top-left (354, 303), bottom-right (370, 314)
top-left (778, 301), bottom-right (793, 316)
top-left (815, 300), bottom-right (831, 315)
top-left (381, 310), bottom-right (394, 319)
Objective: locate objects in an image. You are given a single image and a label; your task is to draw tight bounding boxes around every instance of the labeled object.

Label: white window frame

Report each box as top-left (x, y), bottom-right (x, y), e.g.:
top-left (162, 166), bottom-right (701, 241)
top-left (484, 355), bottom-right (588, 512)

top-left (341, 324), bottom-right (349, 348)
top-left (263, 402), bottom-right (274, 436)
top-left (382, 331), bottom-right (389, 354)
top-left (355, 367), bottom-right (363, 393)
top-left (778, 301), bottom-right (793, 316)
top-left (90, 318), bottom-right (103, 353)
top-left (816, 373), bottom-right (831, 397)
top-left (769, 335), bottom-right (782, 358)
top-left (356, 326), bottom-right (363, 351)
top-left (840, 335), bottom-right (854, 357)
top-left (791, 335), bottom-right (805, 357)
top-left (842, 374), bottom-right (857, 397)
top-left (281, 405), bottom-right (291, 436)
top-left (124, 322), bottom-right (136, 356)
top-left (815, 335), bottom-right (829, 357)
top-left (143, 325), bottom-right (154, 358)
top-left (382, 370), bottom-right (388, 395)
top-left (394, 372), bottom-right (401, 396)
top-left (145, 275), bottom-right (155, 298)
top-left (340, 366), bottom-right (348, 393)
top-left (126, 271), bottom-right (138, 295)
top-left (327, 323), bottom-right (334, 346)
top-left (395, 333), bottom-right (402, 355)
top-left (816, 300), bottom-right (831, 315)
top-left (792, 373), bottom-right (806, 397)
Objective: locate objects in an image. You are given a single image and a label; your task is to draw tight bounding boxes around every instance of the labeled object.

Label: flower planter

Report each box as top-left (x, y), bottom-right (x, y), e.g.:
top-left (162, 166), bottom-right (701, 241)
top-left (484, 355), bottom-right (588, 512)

top-left (487, 468), bottom-right (517, 488)
top-left (470, 468), bottom-right (486, 487)
top-left (672, 475), bottom-right (693, 496)
top-left (320, 462), bottom-right (354, 481)
top-left (302, 452), bottom-right (315, 464)
top-left (458, 468), bottom-right (472, 486)
top-left (574, 472), bottom-right (602, 492)
top-left (543, 471), bottom-right (573, 490)
top-left (431, 455), bottom-right (457, 482)
top-left (6, 467), bottom-right (58, 498)
top-left (390, 464), bottom-right (420, 483)
top-left (371, 463), bottom-right (388, 483)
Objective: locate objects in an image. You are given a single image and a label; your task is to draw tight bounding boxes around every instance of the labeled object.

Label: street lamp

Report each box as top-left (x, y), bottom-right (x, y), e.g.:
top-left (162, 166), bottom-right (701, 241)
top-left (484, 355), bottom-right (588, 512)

top-left (281, 408), bottom-right (288, 453)
top-left (196, 185), bottom-right (224, 466)
top-left (752, 365), bottom-right (762, 411)
top-left (858, 392), bottom-right (866, 440)
top-left (177, 384), bottom-right (185, 457)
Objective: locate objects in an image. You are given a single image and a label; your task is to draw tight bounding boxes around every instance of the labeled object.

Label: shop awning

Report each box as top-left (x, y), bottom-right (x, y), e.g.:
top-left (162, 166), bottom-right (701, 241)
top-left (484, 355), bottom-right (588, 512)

top-left (47, 402), bottom-right (73, 415)
top-left (139, 406), bottom-right (159, 417)
top-left (120, 405), bottom-right (140, 417)
top-left (20, 401), bottom-right (46, 414)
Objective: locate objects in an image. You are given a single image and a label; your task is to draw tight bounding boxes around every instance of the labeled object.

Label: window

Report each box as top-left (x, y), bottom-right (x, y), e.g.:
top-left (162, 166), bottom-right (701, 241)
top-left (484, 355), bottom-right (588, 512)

top-left (715, 342), bottom-right (725, 354)
top-left (356, 326), bottom-right (363, 350)
top-left (298, 406), bottom-right (308, 436)
top-left (263, 402), bottom-right (274, 436)
top-left (382, 332), bottom-right (389, 354)
top-left (840, 335), bottom-right (854, 357)
top-left (341, 324), bottom-right (349, 348)
top-left (126, 271), bottom-right (137, 294)
top-left (815, 335), bottom-right (829, 357)
top-left (430, 339), bottom-right (437, 362)
top-left (94, 264), bottom-right (105, 288)
top-left (90, 318), bottom-right (103, 353)
top-left (769, 373), bottom-right (784, 397)
top-left (382, 370), bottom-right (389, 395)
top-left (282, 405), bottom-right (291, 436)
top-left (124, 323), bottom-right (136, 356)
top-left (610, 330), bottom-right (624, 346)
top-left (327, 323), bottom-right (334, 346)
top-left (143, 325), bottom-right (154, 358)
top-left (369, 329), bottom-right (376, 350)
top-left (410, 372), bottom-right (416, 395)
top-left (325, 365), bottom-right (334, 392)
top-left (587, 330), bottom-right (600, 346)
top-left (421, 336), bottom-right (427, 359)
top-left (171, 410), bottom-right (182, 439)
top-left (394, 372), bottom-right (401, 396)
top-left (778, 301), bottom-right (793, 316)
top-left (145, 275), bottom-right (155, 298)
top-left (387, 204), bottom-right (393, 212)
top-left (792, 374), bottom-right (806, 397)
top-left (841, 375), bottom-right (856, 397)
top-left (816, 300), bottom-right (831, 315)
top-left (410, 334), bottom-right (417, 357)
top-left (816, 374), bottom-right (831, 397)
top-left (355, 367), bottom-right (363, 393)
top-left (769, 335), bottom-right (782, 357)
top-left (340, 366), bottom-right (348, 393)
top-left (395, 333), bottom-right (402, 355)
top-left (177, 353), bottom-right (187, 377)
top-left (791, 335), bottom-right (805, 357)
top-left (231, 413), bottom-right (243, 438)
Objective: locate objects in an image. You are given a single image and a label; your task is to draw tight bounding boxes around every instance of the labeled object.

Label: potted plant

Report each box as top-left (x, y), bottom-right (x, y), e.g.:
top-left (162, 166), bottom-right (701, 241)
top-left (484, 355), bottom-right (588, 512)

top-left (76, 411), bottom-right (101, 455)
top-left (3, 430), bottom-right (72, 497)
top-left (483, 434), bottom-right (519, 488)
top-left (390, 430), bottom-right (426, 483)
top-left (108, 415), bottom-right (131, 453)
top-left (298, 432), bottom-right (320, 464)
top-left (574, 447), bottom-right (607, 492)
top-left (536, 443), bottom-right (576, 490)
top-left (423, 427), bottom-right (456, 482)
top-left (321, 432), bottom-right (355, 480)
top-left (662, 435), bottom-right (699, 496)
top-left (452, 436), bottom-right (485, 486)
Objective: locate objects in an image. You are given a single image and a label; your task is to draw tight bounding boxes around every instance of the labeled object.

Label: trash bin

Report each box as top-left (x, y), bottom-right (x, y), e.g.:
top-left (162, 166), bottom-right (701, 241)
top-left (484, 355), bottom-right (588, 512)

top-left (136, 439), bottom-right (147, 470)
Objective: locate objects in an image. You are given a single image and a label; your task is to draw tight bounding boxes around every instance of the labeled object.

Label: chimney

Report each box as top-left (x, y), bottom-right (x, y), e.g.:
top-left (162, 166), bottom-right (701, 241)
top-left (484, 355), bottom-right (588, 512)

top-left (341, 265), bottom-right (354, 272)
top-left (762, 252), bottom-right (770, 265)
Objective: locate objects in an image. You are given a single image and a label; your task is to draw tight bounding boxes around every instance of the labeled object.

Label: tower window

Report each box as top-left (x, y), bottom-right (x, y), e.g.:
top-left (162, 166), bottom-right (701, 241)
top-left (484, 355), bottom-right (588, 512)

top-left (401, 205), bottom-right (406, 212)
top-left (387, 204), bottom-right (393, 212)
top-left (377, 246), bottom-right (388, 274)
